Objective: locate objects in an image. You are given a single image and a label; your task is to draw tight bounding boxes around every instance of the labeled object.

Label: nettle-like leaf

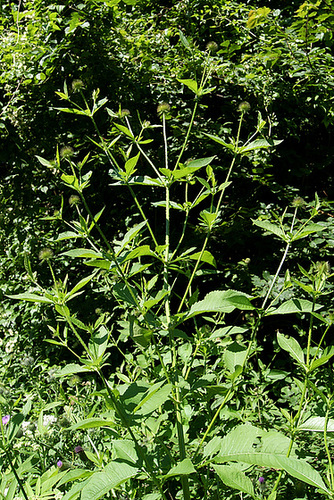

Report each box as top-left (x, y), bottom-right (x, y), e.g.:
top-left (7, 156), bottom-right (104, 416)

top-left (298, 417), bottom-right (334, 432)
top-left (266, 298), bottom-right (322, 315)
top-left (213, 465), bottom-right (255, 499)
top-left (80, 461), bottom-right (138, 500)
top-left (184, 290), bottom-right (254, 320)
top-left (211, 424), bottom-right (330, 494)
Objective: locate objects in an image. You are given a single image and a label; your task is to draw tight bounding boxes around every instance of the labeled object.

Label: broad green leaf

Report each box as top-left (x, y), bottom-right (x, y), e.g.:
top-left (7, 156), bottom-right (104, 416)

top-left (204, 133), bottom-right (235, 151)
top-left (277, 332), bottom-right (305, 367)
top-left (81, 462), bottom-right (138, 500)
top-left (6, 293), bottom-right (53, 304)
top-left (187, 250), bottom-right (216, 267)
top-left (113, 123), bottom-right (134, 139)
top-left (56, 363), bottom-right (94, 377)
top-left (252, 219), bottom-right (285, 240)
top-left (267, 299), bottom-right (322, 315)
top-left (291, 223), bottom-right (326, 241)
top-left (178, 30), bottom-right (191, 50)
top-left (36, 155), bottom-right (55, 169)
top-left (310, 345), bottom-right (334, 371)
top-left (117, 221), bottom-right (147, 250)
top-left (185, 290), bottom-right (254, 320)
top-left (224, 342), bottom-right (248, 372)
top-left (125, 153), bottom-right (140, 177)
top-left (214, 424), bottom-right (330, 494)
top-left (88, 325), bottom-right (109, 360)
top-left (133, 382), bottom-right (172, 415)
top-left (61, 248), bottom-right (103, 259)
top-left (178, 78), bottom-right (198, 94)
top-left (113, 440), bottom-right (138, 464)
top-left (239, 138), bottom-right (282, 153)
top-left (214, 465), bottom-right (255, 498)
top-left (113, 283), bottom-right (138, 307)
top-left (53, 231), bottom-right (81, 241)
top-left (70, 418), bottom-right (116, 430)
top-left (66, 274), bottom-right (95, 300)
top-left (298, 417), bottom-right (334, 432)
top-left (164, 458), bottom-right (196, 479)
top-left (121, 245), bottom-right (155, 263)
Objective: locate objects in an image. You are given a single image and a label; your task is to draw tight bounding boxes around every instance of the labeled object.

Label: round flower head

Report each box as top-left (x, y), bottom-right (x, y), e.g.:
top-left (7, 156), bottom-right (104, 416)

top-left (71, 79), bottom-right (85, 92)
top-left (74, 445), bottom-right (84, 454)
top-left (206, 41), bottom-right (218, 53)
top-left (60, 146), bottom-right (74, 159)
top-left (57, 460), bottom-right (63, 468)
top-left (38, 248), bottom-right (54, 261)
top-left (238, 101), bottom-right (251, 113)
top-left (120, 108), bottom-right (130, 118)
top-left (2, 415), bottom-right (10, 425)
top-left (157, 102), bottom-right (171, 117)
top-left (69, 194), bottom-right (81, 206)
top-left (291, 196), bottom-right (306, 208)
top-left (258, 477), bottom-right (265, 484)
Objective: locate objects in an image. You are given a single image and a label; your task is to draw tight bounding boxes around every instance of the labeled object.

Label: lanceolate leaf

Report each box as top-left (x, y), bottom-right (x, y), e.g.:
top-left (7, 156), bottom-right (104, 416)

top-left (81, 462), bottom-right (138, 500)
top-left (6, 293), bottom-right (54, 304)
top-left (252, 219), bottom-right (286, 240)
top-left (277, 332), bottom-right (305, 367)
top-left (239, 138), bottom-right (283, 153)
top-left (298, 417), bottom-right (334, 432)
top-left (267, 298), bottom-right (322, 315)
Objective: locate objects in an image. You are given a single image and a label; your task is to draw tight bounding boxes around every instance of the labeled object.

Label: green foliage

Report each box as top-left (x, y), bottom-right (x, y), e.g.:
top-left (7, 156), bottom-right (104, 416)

top-left (1, 1), bottom-right (334, 499)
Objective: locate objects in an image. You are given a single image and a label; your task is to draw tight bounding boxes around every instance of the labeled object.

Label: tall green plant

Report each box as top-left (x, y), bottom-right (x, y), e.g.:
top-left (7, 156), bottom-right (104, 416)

top-left (7, 61), bottom-right (334, 499)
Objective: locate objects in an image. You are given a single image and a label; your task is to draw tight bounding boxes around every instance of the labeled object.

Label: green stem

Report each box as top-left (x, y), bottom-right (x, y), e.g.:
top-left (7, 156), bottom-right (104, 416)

top-left (262, 206), bottom-right (298, 310)
top-left (324, 403), bottom-right (334, 490)
top-left (4, 448), bottom-right (29, 500)
top-left (174, 100), bottom-right (198, 171)
top-left (193, 388), bottom-right (233, 462)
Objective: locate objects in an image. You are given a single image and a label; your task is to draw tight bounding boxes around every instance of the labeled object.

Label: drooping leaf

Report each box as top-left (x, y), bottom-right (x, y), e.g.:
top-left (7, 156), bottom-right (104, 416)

top-left (252, 219), bottom-right (286, 240)
top-left (214, 465), bottom-right (255, 498)
top-left (6, 293), bottom-right (54, 304)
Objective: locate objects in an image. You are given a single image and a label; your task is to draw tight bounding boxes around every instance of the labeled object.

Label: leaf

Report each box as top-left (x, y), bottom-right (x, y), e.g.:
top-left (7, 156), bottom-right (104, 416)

top-left (187, 250), bottom-right (216, 267)
top-left (164, 458), bottom-right (196, 479)
top-left (113, 440), bottom-right (138, 464)
top-left (224, 342), bottom-right (248, 373)
top-left (277, 332), bottom-right (305, 367)
top-left (291, 223), bottom-right (326, 241)
top-left (214, 465), bottom-right (255, 498)
top-left (6, 293), bottom-right (54, 304)
top-left (125, 153), bottom-right (140, 177)
top-left (121, 245), bottom-right (155, 263)
top-left (132, 382), bottom-right (172, 415)
top-left (55, 363), bottom-right (94, 377)
top-left (214, 424), bottom-right (330, 494)
top-left (252, 219), bottom-right (286, 240)
top-left (66, 274), bottom-right (95, 300)
top-left (239, 138), bottom-right (283, 153)
top-left (298, 417), bottom-right (334, 432)
top-left (310, 346), bottom-right (334, 371)
top-left (35, 155), bottom-right (55, 169)
top-left (185, 290), bottom-right (254, 320)
top-left (81, 462), bottom-right (138, 500)
top-left (61, 248), bottom-right (103, 259)
top-left (70, 418), bottom-right (116, 430)
top-left (267, 299), bottom-right (322, 315)
top-left (53, 231), bottom-right (81, 241)
top-left (204, 133), bottom-right (235, 151)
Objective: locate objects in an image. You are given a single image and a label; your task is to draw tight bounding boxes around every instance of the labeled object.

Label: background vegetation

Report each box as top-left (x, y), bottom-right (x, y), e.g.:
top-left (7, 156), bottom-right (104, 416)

top-left (1, 0), bottom-right (334, 499)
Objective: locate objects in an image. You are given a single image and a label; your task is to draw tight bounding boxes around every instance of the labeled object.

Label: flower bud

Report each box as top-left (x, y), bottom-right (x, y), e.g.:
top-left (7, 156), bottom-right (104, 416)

top-left (69, 194), bottom-right (80, 206)
top-left (206, 41), bottom-right (218, 53)
top-left (71, 79), bottom-right (85, 92)
top-left (157, 102), bottom-right (171, 116)
top-left (38, 248), bottom-right (54, 261)
top-left (238, 101), bottom-right (251, 113)
top-left (60, 146), bottom-right (74, 159)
